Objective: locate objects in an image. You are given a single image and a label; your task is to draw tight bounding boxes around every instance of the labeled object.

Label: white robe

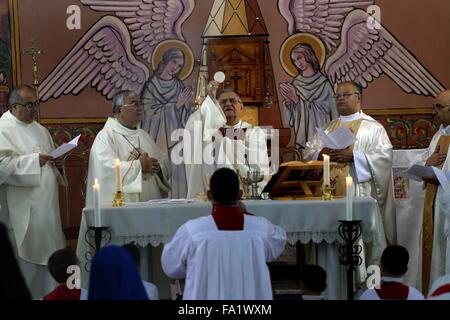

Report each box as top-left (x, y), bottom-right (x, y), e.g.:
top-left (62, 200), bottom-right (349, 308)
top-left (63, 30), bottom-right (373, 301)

top-left (304, 112), bottom-right (397, 244)
top-left (161, 214), bottom-right (286, 300)
top-left (427, 125), bottom-right (450, 284)
top-left (184, 97), bottom-right (270, 198)
top-left (86, 117), bottom-right (171, 206)
top-left (0, 111), bottom-right (66, 298)
top-left (359, 276), bottom-right (424, 300)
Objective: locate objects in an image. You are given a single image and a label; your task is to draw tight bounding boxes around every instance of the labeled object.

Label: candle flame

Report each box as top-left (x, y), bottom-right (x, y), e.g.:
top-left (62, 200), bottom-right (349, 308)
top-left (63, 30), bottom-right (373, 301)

top-left (94, 178), bottom-right (99, 185)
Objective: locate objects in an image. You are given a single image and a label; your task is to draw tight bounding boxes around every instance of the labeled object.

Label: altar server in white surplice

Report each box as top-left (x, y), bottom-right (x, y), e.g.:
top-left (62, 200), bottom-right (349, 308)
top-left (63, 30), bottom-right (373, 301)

top-left (304, 81), bottom-right (397, 245)
top-left (0, 85), bottom-right (66, 299)
top-left (184, 84), bottom-right (270, 199)
top-left (86, 90), bottom-right (171, 206)
top-left (162, 168), bottom-right (286, 300)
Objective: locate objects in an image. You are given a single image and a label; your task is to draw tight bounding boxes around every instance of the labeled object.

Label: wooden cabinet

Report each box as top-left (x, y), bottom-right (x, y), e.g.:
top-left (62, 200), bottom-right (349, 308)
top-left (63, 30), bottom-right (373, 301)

top-left (207, 38), bottom-right (264, 105)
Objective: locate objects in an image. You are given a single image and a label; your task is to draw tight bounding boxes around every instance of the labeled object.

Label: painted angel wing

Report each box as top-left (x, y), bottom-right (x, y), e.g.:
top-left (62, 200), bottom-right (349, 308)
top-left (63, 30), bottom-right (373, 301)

top-left (39, 16), bottom-right (149, 102)
top-left (324, 9), bottom-right (445, 96)
top-left (81, 0), bottom-right (195, 63)
top-left (278, 0), bottom-right (374, 51)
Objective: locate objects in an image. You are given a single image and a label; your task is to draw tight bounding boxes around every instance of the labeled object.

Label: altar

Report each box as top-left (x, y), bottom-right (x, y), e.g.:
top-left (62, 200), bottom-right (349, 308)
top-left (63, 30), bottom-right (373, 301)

top-left (76, 197), bottom-right (386, 300)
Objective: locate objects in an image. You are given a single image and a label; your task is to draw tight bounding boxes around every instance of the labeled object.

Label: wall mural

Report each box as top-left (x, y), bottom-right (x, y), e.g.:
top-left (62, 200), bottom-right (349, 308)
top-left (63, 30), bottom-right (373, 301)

top-left (39, 0), bottom-right (195, 198)
top-left (278, 0), bottom-right (445, 149)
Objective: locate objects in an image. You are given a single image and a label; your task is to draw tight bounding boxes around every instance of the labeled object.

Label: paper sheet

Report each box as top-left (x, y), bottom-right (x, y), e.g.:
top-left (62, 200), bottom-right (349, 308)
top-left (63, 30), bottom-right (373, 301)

top-left (50, 134), bottom-right (81, 158)
top-left (432, 167), bottom-right (450, 190)
top-left (317, 126), bottom-right (356, 149)
top-left (399, 164), bottom-right (434, 181)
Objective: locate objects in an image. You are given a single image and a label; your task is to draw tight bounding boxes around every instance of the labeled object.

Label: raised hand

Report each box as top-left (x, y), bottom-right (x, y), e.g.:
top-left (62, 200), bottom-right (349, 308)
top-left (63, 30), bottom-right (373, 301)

top-left (176, 86), bottom-right (193, 108)
top-left (279, 82), bottom-right (299, 104)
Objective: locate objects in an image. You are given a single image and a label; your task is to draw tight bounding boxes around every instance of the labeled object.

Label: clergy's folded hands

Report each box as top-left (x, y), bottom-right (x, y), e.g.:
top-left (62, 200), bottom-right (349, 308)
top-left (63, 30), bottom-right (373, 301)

top-left (139, 153), bottom-right (161, 174)
top-left (329, 147), bottom-right (354, 163)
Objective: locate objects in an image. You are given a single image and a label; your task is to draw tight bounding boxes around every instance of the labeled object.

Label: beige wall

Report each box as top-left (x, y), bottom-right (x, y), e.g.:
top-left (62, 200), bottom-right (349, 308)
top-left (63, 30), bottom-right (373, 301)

top-left (17, 0), bottom-right (449, 119)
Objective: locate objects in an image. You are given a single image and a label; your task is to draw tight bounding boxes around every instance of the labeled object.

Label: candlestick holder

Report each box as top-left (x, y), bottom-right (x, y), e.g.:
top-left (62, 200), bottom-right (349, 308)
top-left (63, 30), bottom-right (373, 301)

top-left (84, 226), bottom-right (111, 271)
top-left (338, 220), bottom-right (363, 300)
top-left (322, 184), bottom-right (333, 200)
top-left (112, 190), bottom-right (125, 207)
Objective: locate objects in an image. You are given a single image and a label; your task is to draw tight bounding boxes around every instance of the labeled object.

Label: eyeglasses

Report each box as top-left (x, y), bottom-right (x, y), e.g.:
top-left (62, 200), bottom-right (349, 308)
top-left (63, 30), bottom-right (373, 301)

top-left (14, 101), bottom-right (40, 109)
top-left (334, 92), bottom-right (360, 99)
top-left (219, 98), bottom-right (241, 105)
top-left (121, 102), bottom-right (143, 109)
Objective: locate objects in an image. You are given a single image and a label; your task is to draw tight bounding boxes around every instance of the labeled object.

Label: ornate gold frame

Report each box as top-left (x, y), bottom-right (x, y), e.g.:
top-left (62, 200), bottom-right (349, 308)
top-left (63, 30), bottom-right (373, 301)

top-left (8, 0), bottom-right (21, 86)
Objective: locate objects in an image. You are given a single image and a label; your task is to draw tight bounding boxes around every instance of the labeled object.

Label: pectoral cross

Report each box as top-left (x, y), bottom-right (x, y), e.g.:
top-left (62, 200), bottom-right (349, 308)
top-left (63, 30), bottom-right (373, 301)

top-left (22, 38), bottom-right (45, 121)
top-left (230, 70), bottom-right (242, 93)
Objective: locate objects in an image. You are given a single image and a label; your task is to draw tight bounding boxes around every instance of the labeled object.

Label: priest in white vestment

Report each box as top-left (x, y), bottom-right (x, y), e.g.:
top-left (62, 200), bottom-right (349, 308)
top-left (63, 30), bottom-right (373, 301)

top-left (304, 81), bottom-right (397, 245)
top-left (161, 168), bottom-right (286, 300)
top-left (420, 89), bottom-right (450, 291)
top-left (184, 85), bottom-right (270, 199)
top-left (0, 85), bottom-right (66, 298)
top-left (86, 90), bottom-right (171, 206)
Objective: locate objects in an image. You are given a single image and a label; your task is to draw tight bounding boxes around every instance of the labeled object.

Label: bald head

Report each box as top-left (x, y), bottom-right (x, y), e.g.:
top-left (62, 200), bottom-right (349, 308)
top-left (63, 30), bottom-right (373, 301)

top-left (433, 90), bottom-right (450, 126)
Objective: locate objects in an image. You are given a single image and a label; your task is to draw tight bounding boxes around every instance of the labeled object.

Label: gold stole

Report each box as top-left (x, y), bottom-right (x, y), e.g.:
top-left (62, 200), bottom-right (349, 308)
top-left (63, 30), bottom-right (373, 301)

top-left (327, 119), bottom-right (363, 196)
top-left (422, 135), bottom-right (450, 292)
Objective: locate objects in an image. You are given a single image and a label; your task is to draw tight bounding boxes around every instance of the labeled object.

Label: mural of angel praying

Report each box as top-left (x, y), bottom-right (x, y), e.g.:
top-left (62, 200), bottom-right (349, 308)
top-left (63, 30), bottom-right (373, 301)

top-left (278, 0), bottom-right (445, 149)
top-left (38, 0), bottom-right (195, 198)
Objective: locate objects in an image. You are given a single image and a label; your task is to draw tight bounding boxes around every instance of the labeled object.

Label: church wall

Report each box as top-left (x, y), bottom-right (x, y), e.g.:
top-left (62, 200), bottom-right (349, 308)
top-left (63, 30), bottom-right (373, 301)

top-left (3, 0), bottom-right (449, 240)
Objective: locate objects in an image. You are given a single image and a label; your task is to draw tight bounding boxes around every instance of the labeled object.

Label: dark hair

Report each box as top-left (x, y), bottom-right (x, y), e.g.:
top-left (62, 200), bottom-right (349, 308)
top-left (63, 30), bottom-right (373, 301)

top-left (381, 245), bottom-right (409, 276)
top-left (300, 265), bottom-right (327, 293)
top-left (209, 168), bottom-right (240, 205)
top-left (121, 242), bottom-right (140, 267)
top-left (0, 223), bottom-right (31, 300)
top-left (338, 81), bottom-right (363, 97)
top-left (47, 247), bottom-right (79, 284)
top-left (7, 84), bottom-right (36, 109)
top-left (112, 90), bottom-right (136, 113)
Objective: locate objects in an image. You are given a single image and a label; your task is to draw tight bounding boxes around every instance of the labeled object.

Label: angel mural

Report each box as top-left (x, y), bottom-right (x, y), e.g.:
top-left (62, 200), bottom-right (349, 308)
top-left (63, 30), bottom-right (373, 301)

top-left (278, 0), bottom-right (445, 149)
top-left (38, 0), bottom-right (195, 198)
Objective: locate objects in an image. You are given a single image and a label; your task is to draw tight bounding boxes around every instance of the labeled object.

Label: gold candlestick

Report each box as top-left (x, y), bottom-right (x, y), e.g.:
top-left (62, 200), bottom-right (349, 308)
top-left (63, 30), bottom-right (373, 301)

top-left (112, 190), bottom-right (125, 207)
top-left (322, 184), bottom-right (333, 201)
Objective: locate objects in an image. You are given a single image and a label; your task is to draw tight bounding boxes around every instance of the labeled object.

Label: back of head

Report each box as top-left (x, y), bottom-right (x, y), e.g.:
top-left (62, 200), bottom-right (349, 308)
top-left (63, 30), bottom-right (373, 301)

top-left (88, 245), bottom-right (148, 300)
top-left (121, 242), bottom-right (140, 267)
top-left (0, 223), bottom-right (31, 300)
top-left (380, 245), bottom-right (409, 276)
top-left (300, 265), bottom-right (327, 294)
top-left (48, 247), bottom-right (79, 284)
top-left (209, 168), bottom-right (240, 205)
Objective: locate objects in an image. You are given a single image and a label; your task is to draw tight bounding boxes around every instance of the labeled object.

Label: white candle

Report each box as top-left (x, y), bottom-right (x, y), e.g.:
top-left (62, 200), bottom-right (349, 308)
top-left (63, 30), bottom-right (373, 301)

top-left (346, 176), bottom-right (353, 221)
top-left (114, 159), bottom-right (122, 192)
top-left (323, 154), bottom-right (330, 186)
top-left (93, 178), bottom-right (101, 227)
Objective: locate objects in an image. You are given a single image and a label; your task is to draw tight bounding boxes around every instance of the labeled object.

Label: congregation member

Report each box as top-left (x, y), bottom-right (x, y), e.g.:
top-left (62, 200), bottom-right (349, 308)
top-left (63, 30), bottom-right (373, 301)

top-left (88, 245), bottom-right (148, 300)
top-left (0, 222), bottom-right (31, 300)
top-left (300, 265), bottom-right (327, 300)
top-left (359, 245), bottom-right (424, 300)
top-left (304, 81), bottom-right (397, 244)
top-left (42, 247), bottom-right (81, 300)
top-left (427, 274), bottom-right (450, 300)
top-left (161, 168), bottom-right (286, 299)
top-left (420, 89), bottom-right (450, 292)
top-left (184, 82), bottom-right (270, 199)
top-left (0, 85), bottom-right (66, 298)
top-left (86, 90), bottom-right (171, 205)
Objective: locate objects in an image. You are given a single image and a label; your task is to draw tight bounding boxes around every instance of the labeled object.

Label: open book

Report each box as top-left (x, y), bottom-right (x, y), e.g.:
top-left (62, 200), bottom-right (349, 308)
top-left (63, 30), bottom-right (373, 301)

top-left (50, 134), bottom-right (81, 158)
top-left (316, 126), bottom-right (356, 149)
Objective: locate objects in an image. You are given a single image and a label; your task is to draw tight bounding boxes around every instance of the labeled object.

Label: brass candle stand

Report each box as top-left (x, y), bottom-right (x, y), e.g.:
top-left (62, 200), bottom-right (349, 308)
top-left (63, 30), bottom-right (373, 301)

top-left (322, 184), bottom-right (333, 201)
top-left (112, 190), bottom-right (125, 207)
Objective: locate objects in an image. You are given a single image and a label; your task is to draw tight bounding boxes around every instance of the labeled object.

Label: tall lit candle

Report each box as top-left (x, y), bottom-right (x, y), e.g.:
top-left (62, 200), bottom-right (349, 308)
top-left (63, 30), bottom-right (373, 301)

top-left (323, 154), bottom-right (330, 186)
top-left (114, 159), bottom-right (122, 192)
top-left (346, 176), bottom-right (353, 221)
top-left (93, 178), bottom-right (101, 227)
